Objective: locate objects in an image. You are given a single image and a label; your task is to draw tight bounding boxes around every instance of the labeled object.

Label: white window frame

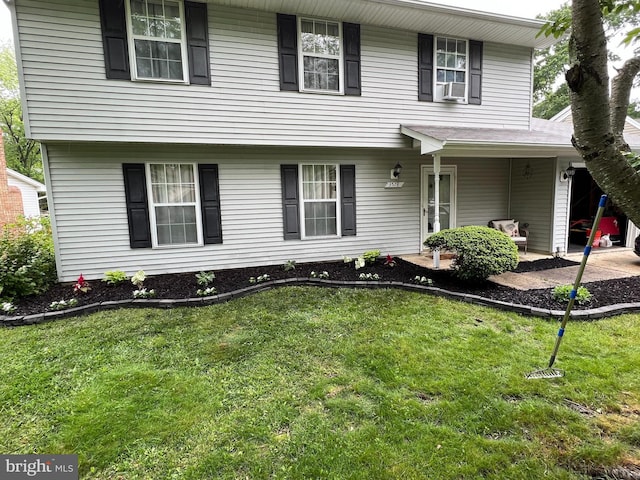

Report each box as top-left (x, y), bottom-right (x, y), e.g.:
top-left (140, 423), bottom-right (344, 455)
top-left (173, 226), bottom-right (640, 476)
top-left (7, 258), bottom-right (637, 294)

top-left (125, 0), bottom-right (190, 84)
top-left (297, 17), bottom-right (344, 94)
top-left (299, 164), bottom-right (342, 239)
top-left (146, 162), bottom-right (203, 248)
top-left (433, 36), bottom-right (468, 102)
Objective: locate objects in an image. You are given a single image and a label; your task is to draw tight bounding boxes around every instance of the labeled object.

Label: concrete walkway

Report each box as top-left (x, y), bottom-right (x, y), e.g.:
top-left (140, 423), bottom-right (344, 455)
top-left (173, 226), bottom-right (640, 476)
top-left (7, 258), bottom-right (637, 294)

top-left (404, 248), bottom-right (640, 291)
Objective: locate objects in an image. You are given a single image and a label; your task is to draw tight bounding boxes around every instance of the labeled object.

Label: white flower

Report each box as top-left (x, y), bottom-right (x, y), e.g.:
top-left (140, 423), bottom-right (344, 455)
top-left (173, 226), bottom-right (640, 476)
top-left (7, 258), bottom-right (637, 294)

top-left (131, 270), bottom-right (147, 287)
top-left (2, 302), bottom-right (16, 313)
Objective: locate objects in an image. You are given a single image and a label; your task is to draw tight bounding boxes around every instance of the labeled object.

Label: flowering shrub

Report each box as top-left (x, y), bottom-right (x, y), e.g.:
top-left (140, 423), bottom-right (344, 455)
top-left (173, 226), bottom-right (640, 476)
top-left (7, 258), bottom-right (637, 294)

top-left (50, 298), bottom-right (78, 311)
top-left (196, 286), bottom-right (217, 297)
top-left (73, 274), bottom-right (92, 294)
top-left (1, 302), bottom-right (16, 314)
top-left (347, 250), bottom-right (381, 270)
top-left (413, 276), bottom-right (433, 286)
top-left (359, 273), bottom-right (380, 281)
top-left (310, 271), bottom-right (329, 279)
top-left (0, 216), bottom-right (56, 300)
top-left (131, 270), bottom-right (147, 288)
top-left (130, 271), bottom-right (154, 298)
top-left (249, 274), bottom-right (271, 284)
top-left (133, 288), bottom-right (156, 299)
top-left (354, 257), bottom-right (366, 270)
top-left (103, 270), bottom-right (128, 286)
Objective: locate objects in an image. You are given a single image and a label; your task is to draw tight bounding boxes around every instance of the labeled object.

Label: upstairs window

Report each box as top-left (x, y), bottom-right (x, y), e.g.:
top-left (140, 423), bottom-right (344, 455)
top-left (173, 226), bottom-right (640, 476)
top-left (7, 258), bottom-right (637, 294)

top-left (435, 37), bottom-right (467, 101)
top-left (126, 0), bottom-right (188, 82)
top-left (299, 18), bottom-right (342, 93)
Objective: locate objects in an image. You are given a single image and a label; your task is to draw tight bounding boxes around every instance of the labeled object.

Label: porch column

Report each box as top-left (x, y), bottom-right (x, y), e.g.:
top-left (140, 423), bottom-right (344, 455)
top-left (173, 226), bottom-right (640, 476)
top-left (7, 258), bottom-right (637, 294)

top-left (433, 154), bottom-right (441, 269)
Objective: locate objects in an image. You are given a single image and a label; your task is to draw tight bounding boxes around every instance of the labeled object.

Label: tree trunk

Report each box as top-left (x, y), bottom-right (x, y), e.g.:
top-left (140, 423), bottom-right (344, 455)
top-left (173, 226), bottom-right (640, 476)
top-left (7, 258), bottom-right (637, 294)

top-left (569, 0), bottom-right (640, 227)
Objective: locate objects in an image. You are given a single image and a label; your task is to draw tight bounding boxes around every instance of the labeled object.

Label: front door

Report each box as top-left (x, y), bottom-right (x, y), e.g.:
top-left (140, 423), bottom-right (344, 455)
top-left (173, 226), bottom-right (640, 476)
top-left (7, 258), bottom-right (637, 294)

top-left (421, 165), bottom-right (456, 244)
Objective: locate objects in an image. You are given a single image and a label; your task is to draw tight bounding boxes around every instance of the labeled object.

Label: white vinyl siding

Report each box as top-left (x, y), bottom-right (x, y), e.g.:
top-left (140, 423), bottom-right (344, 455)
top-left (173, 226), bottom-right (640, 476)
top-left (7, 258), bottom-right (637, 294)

top-left (509, 158), bottom-right (555, 253)
top-left (553, 157), bottom-right (573, 255)
top-left (45, 143), bottom-right (423, 281)
top-left (16, 1), bottom-right (535, 146)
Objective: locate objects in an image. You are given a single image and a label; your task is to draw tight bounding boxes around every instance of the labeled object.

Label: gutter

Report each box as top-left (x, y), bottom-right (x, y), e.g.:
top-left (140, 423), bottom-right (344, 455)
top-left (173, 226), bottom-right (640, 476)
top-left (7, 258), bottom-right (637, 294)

top-left (369, 0), bottom-right (547, 28)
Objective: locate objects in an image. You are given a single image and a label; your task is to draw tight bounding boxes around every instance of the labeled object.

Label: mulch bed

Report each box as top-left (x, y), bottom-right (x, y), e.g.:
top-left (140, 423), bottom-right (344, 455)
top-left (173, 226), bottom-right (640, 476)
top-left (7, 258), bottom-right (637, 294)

top-left (7, 257), bottom-right (640, 317)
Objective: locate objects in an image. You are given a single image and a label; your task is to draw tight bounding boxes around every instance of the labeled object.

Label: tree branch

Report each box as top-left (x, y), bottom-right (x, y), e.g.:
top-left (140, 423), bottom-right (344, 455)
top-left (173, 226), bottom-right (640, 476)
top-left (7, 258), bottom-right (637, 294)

top-left (611, 56), bottom-right (640, 138)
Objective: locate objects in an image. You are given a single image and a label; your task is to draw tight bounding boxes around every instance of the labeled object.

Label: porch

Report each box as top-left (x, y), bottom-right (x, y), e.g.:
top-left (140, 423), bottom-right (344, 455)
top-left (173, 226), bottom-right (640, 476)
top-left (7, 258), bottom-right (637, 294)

top-left (402, 247), bottom-right (640, 291)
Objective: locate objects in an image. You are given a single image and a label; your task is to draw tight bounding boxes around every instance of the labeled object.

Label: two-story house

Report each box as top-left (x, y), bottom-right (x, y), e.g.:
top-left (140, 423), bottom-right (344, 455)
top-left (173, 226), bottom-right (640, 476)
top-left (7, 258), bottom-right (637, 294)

top-left (6, 0), bottom-right (637, 281)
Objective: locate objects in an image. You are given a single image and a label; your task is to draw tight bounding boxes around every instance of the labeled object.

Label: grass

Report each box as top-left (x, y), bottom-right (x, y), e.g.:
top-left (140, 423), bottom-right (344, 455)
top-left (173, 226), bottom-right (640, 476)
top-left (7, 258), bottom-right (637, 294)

top-left (1, 286), bottom-right (639, 479)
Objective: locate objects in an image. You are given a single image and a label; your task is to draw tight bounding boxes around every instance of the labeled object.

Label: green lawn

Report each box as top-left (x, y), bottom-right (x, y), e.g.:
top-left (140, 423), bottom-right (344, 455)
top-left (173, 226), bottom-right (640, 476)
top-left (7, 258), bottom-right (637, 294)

top-left (1, 287), bottom-right (639, 479)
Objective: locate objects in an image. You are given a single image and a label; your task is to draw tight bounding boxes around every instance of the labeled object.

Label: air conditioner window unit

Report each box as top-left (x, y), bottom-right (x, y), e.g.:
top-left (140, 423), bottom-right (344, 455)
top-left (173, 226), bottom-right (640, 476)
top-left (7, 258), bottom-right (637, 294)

top-left (442, 82), bottom-right (465, 100)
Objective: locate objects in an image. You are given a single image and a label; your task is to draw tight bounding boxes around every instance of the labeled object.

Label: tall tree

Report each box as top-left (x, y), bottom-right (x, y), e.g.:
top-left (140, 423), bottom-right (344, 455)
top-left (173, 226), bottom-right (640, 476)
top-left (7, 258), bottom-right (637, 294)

top-left (0, 42), bottom-right (42, 182)
top-left (546, 0), bottom-right (640, 226)
top-left (534, 2), bottom-right (640, 119)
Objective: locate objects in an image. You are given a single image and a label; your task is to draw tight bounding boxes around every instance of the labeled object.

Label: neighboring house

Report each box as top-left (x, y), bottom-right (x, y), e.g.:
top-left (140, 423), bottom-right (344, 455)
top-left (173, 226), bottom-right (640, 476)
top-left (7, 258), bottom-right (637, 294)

top-left (7, 168), bottom-right (46, 219)
top-left (5, 0), bottom-right (629, 281)
top-left (0, 135), bottom-right (45, 228)
top-left (0, 136), bottom-right (24, 229)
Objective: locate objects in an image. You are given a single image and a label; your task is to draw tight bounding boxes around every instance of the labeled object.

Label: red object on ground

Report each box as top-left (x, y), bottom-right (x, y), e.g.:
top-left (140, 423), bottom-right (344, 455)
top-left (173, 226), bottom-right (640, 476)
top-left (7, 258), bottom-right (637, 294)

top-left (586, 229), bottom-right (602, 247)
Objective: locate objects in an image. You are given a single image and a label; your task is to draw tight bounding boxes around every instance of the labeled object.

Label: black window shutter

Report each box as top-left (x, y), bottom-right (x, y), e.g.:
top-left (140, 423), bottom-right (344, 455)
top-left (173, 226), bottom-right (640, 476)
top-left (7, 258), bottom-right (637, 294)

top-left (185, 1), bottom-right (211, 85)
top-left (468, 40), bottom-right (483, 105)
top-left (340, 165), bottom-right (357, 236)
top-left (198, 164), bottom-right (223, 244)
top-left (418, 33), bottom-right (434, 102)
top-left (343, 23), bottom-right (361, 96)
top-left (122, 164), bottom-right (151, 248)
top-left (98, 0), bottom-right (130, 80)
top-left (281, 165), bottom-right (300, 239)
top-left (277, 14), bottom-right (299, 91)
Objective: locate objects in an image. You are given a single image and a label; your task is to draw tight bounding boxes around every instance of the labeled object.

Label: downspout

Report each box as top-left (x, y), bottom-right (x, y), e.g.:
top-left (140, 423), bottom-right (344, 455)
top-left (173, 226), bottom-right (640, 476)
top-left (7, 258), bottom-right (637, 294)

top-left (564, 162), bottom-right (573, 256)
top-left (507, 158), bottom-right (512, 218)
top-left (433, 154), bottom-right (441, 269)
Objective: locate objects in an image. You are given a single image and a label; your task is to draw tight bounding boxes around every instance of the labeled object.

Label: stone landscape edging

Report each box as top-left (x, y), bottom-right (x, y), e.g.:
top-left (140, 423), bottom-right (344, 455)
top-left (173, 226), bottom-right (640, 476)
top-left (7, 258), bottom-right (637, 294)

top-left (2, 278), bottom-right (640, 327)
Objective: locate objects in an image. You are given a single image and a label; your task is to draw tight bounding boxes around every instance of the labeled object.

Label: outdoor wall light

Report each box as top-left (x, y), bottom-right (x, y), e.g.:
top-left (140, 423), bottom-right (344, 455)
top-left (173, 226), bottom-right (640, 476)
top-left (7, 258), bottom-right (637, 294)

top-left (561, 165), bottom-right (576, 181)
top-left (391, 162), bottom-right (403, 179)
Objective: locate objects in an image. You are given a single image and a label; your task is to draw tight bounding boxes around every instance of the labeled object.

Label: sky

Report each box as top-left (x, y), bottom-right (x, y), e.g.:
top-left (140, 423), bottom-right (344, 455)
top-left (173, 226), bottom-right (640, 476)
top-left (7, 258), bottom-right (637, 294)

top-left (0, 0), bottom-right (567, 44)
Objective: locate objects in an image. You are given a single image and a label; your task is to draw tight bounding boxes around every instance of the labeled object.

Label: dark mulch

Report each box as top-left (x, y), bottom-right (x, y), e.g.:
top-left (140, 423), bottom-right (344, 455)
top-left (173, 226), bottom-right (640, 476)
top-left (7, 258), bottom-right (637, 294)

top-left (513, 257), bottom-right (578, 273)
top-left (7, 257), bottom-right (640, 317)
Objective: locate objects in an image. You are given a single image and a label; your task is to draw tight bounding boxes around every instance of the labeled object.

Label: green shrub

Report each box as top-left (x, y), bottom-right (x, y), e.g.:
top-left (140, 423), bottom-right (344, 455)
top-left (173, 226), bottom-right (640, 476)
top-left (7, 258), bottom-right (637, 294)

top-left (362, 249), bottom-right (381, 264)
top-left (195, 271), bottom-right (215, 286)
top-left (0, 216), bottom-right (57, 301)
top-left (552, 285), bottom-right (592, 305)
top-left (103, 270), bottom-right (128, 286)
top-left (423, 226), bottom-right (519, 282)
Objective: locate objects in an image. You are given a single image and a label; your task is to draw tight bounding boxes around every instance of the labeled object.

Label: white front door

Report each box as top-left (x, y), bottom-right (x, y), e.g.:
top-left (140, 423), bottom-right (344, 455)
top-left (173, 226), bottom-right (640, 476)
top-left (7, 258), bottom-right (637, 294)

top-left (421, 165), bottom-right (457, 244)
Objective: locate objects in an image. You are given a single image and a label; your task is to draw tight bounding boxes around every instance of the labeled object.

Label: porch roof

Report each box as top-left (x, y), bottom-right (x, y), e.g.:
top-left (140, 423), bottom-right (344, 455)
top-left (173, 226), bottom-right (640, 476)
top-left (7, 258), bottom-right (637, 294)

top-left (401, 119), bottom-right (640, 156)
top-left (401, 120), bottom-right (576, 156)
